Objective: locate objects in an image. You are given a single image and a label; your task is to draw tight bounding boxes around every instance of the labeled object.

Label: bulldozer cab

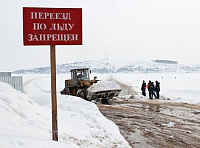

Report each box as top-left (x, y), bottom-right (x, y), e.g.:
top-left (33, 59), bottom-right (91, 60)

top-left (70, 68), bottom-right (90, 86)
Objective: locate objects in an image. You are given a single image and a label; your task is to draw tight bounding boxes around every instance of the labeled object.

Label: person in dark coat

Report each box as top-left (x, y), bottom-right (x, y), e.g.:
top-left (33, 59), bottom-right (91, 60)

top-left (155, 80), bottom-right (160, 99)
top-left (141, 80), bottom-right (146, 96)
top-left (148, 81), bottom-right (154, 99)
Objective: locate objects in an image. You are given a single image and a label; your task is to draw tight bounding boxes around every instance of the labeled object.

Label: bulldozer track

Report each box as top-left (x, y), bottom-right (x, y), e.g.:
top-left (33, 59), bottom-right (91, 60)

top-left (98, 99), bottom-right (200, 148)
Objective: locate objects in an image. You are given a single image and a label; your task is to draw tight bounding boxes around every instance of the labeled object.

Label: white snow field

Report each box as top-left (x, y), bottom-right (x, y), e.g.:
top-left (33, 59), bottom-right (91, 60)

top-left (1, 72), bottom-right (200, 148)
top-left (110, 73), bottom-right (200, 104)
top-left (0, 73), bottom-right (131, 148)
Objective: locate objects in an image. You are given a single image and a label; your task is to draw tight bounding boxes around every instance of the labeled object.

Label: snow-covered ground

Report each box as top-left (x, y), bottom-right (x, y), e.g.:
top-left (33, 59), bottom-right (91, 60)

top-left (1, 73), bottom-right (200, 148)
top-left (0, 74), bottom-right (131, 148)
top-left (109, 73), bottom-right (200, 104)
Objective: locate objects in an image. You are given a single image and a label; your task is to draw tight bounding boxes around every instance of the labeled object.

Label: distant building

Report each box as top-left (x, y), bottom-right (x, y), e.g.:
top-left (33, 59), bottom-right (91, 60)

top-left (153, 60), bottom-right (178, 64)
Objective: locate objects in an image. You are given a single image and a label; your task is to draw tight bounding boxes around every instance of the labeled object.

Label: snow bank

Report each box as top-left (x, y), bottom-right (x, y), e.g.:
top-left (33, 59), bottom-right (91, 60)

top-left (106, 75), bottom-right (136, 96)
top-left (0, 82), bottom-right (49, 136)
top-left (58, 96), bottom-right (130, 147)
top-left (0, 82), bottom-right (130, 148)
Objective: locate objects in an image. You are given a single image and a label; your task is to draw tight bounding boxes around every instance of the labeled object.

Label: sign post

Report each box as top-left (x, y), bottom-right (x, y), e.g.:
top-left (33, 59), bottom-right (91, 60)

top-left (23, 7), bottom-right (82, 141)
top-left (50, 45), bottom-right (58, 141)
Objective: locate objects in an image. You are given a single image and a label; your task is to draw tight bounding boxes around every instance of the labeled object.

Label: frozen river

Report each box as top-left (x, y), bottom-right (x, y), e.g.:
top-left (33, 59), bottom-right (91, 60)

top-left (21, 73), bottom-right (200, 105)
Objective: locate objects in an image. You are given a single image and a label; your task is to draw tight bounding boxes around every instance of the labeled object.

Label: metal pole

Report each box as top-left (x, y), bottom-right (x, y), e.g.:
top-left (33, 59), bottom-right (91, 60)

top-left (50, 45), bottom-right (58, 141)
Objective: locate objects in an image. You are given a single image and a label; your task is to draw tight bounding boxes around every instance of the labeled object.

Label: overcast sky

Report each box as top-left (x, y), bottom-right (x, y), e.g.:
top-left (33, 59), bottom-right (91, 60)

top-left (1, 0), bottom-right (200, 71)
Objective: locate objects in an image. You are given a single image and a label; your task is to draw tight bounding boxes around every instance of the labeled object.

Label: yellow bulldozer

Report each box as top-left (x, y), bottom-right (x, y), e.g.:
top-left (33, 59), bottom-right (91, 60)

top-left (61, 68), bottom-right (121, 103)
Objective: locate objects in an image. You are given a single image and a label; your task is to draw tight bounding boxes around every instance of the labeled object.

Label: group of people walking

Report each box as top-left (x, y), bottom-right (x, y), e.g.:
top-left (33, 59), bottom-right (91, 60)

top-left (141, 80), bottom-right (160, 99)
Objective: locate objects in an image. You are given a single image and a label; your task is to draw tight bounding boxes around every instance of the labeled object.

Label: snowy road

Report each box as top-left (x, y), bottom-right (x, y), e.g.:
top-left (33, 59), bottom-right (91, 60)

top-left (99, 99), bottom-right (200, 148)
top-left (23, 76), bottom-right (52, 106)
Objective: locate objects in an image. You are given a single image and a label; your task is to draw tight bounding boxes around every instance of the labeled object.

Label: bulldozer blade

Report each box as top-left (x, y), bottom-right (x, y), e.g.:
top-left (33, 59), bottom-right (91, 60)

top-left (87, 89), bottom-right (121, 101)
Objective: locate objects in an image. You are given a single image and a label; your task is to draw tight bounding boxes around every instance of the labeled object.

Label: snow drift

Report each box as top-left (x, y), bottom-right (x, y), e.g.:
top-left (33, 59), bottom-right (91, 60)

top-left (0, 82), bottom-right (130, 148)
top-left (106, 75), bottom-right (137, 97)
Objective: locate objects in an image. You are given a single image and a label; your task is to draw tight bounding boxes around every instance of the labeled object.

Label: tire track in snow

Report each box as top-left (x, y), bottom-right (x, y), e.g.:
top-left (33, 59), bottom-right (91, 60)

top-left (23, 76), bottom-right (50, 94)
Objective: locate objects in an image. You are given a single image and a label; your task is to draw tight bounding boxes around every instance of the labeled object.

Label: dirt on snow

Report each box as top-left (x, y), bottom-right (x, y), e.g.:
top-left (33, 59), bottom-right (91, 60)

top-left (98, 98), bottom-right (200, 148)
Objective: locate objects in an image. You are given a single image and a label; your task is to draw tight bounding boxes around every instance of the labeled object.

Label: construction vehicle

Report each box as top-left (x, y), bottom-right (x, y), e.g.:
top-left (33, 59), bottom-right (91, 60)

top-left (60, 68), bottom-right (121, 103)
